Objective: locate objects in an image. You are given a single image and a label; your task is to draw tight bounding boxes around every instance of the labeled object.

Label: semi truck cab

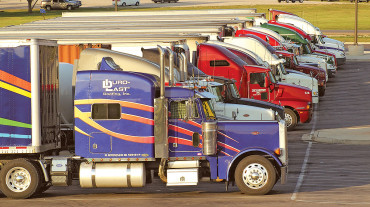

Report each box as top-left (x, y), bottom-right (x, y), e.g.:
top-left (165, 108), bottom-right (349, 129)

top-left (196, 43), bottom-right (313, 130)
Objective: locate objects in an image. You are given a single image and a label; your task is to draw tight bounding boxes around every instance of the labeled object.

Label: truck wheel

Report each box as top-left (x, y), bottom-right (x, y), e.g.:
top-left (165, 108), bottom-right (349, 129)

top-left (299, 0), bottom-right (303, 2)
top-left (135, 1), bottom-right (139, 5)
top-left (319, 86), bottom-right (326, 96)
top-left (285, 0), bottom-right (289, 2)
top-left (0, 159), bottom-right (42, 199)
top-left (235, 155), bottom-right (276, 195)
top-left (292, 0), bottom-right (296, 2)
top-left (278, 0), bottom-right (282, 2)
top-left (46, 5), bottom-right (51, 11)
top-left (284, 108), bottom-right (297, 131)
top-left (67, 5), bottom-right (72, 10)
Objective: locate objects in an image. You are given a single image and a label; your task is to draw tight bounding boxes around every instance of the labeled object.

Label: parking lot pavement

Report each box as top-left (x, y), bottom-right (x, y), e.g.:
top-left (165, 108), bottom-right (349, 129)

top-left (302, 60), bottom-right (370, 145)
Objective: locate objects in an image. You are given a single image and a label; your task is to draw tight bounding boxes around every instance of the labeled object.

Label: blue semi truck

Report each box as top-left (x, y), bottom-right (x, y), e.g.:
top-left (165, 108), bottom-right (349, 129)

top-left (0, 39), bottom-right (287, 199)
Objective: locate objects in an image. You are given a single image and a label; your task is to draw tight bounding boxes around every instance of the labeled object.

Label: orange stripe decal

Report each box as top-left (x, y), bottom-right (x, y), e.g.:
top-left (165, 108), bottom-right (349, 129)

top-left (217, 141), bottom-right (240, 153)
top-left (0, 69), bottom-right (31, 91)
top-left (121, 113), bottom-right (154, 125)
top-left (75, 99), bottom-right (154, 112)
top-left (169, 136), bottom-right (193, 146)
top-left (217, 131), bottom-right (239, 143)
top-left (75, 107), bottom-right (154, 144)
top-left (169, 125), bottom-right (203, 140)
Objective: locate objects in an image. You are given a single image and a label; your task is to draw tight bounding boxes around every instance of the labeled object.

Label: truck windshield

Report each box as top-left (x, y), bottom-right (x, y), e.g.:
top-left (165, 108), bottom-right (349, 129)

top-left (229, 83), bottom-right (240, 99)
top-left (212, 86), bottom-right (224, 102)
top-left (202, 100), bottom-right (216, 120)
top-left (317, 35), bottom-right (325, 44)
top-left (269, 71), bottom-right (277, 84)
top-left (278, 63), bottom-right (288, 75)
top-left (303, 44), bottom-right (312, 54)
top-left (293, 55), bottom-right (299, 65)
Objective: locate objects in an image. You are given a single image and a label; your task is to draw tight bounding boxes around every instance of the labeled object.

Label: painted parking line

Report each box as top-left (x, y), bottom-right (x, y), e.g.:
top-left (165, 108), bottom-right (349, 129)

top-left (291, 103), bottom-right (318, 200)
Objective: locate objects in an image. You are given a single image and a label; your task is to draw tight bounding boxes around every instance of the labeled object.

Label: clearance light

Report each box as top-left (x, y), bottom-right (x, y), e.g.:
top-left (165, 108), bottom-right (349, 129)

top-left (274, 148), bottom-right (281, 156)
top-left (306, 104), bottom-right (310, 110)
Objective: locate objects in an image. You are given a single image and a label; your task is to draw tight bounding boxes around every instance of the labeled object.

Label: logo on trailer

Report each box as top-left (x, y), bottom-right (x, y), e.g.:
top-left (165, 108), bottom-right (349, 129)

top-left (102, 79), bottom-right (131, 96)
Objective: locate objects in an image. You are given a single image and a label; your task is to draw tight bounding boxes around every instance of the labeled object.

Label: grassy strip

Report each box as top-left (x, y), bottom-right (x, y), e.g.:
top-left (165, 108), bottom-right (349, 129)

top-left (0, 4), bottom-right (369, 31)
top-left (326, 35), bottom-right (370, 43)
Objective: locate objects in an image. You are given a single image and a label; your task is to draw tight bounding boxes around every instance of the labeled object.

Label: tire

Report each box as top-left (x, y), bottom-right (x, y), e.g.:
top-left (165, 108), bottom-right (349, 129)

top-left (122, 2), bottom-right (126, 6)
top-left (135, 1), bottom-right (139, 5)
top-left (278, 0), bottom-right (282, 2)
top-left (292, 0), bottom-right (296, 2)
top-left (319, 86), bottom-right (326, 96)
top-left (284, 108), bottom-right (297, 131)
top-left (46, 5), bottom-right (51, 11)
top-left (161, 0), bottom-right (164, 3)
top-left (286, 0), bottom-right (289, 2)
top-left (235, 155), bottom-right (276, 195)
top-left (0, 159), bottom-right (42, 199)
top-left (299, 0), bottom-right (304, 2)
top-left (67, 5), bottom-right (72, 10)
top-left (35, 183), bottom-right (51, 195)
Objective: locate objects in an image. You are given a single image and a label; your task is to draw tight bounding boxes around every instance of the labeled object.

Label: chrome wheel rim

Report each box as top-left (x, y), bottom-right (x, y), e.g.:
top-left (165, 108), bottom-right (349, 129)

top-left (6, 167), bottom-right (31, 192)
top-left (285, 113), bottom-right (293, 128)
top-left (242, 163), bottom-right (268, 189)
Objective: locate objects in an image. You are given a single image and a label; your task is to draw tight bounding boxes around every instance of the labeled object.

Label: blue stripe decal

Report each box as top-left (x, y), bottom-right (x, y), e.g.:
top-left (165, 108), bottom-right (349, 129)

top-left (318, 46), bottom-right (344, 52)
top-left (0, 133), bottom-right (31, 139)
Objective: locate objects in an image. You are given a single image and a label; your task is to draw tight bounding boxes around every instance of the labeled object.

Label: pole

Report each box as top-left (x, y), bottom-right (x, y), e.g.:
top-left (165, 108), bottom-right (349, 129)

top-left (355, 0), bottom-right (358, 45)
top-left (115, 0), bottom-right (118, 12)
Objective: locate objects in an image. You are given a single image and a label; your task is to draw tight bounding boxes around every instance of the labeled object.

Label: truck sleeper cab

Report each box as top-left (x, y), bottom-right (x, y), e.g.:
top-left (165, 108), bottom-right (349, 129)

top-left (196, 43), bottom-right (312, 130)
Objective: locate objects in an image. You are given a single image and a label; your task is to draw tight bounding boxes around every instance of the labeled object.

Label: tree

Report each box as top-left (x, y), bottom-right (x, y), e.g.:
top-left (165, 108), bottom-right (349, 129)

top-left (28, 0), bottom-right (33, 13)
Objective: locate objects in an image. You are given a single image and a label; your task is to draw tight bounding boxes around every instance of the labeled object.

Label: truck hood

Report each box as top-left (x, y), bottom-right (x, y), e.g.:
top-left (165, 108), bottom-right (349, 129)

top-left (283, 73), bottom-right (312, 87)
top-left (232, 98), bottom-right (284, 119)
top-left (277, 82), bottom-right (312, 103)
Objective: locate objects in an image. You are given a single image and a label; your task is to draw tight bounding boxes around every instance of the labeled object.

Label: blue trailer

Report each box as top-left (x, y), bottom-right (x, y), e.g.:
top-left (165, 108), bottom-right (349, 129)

top-left (0, 39), bottom-right (287, 199)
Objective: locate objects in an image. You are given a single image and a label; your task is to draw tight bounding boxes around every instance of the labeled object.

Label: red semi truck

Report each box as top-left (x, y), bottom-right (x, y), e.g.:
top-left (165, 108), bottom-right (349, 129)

top-left (195, 43), bottom-right (313, 130)
top-left (234, 31), bottom-right (327, 96)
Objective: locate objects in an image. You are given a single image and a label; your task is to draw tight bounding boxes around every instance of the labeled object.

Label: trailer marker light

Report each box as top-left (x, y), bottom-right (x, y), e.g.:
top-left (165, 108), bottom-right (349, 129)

top-left (251, 131), bottom-right (260, 135)
top-left (274, 148), bottom-right (281, 156)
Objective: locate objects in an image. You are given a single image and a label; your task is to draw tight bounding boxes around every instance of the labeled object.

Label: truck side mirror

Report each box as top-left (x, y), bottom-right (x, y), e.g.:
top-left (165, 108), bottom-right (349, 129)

top-left (264, 76), bottom-right (269, 88)
top-left (232, 111), bottom-right (237, 120)
top-left (269, 82), bottom-right (275, 92)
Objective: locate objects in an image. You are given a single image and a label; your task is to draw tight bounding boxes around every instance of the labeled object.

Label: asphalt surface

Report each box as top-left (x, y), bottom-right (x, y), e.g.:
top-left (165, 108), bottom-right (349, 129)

top-left (0, 61), bottom-right (369, 207)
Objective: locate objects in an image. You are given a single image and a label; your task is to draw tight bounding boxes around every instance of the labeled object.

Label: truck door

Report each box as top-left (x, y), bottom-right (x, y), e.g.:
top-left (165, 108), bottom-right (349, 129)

top-left (249, 72), bottom-right (270, 101)
top-left (168, 99), bottom-right (203, 157)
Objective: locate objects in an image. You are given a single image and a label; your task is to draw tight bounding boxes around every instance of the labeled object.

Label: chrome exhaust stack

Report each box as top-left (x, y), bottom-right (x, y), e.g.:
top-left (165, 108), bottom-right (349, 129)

top-left (180, 52), bottom-right (188, 81)
top-left (154, 45), bottom-right (168, 159)
top-left (166, 47), bottom-right (175, 87)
